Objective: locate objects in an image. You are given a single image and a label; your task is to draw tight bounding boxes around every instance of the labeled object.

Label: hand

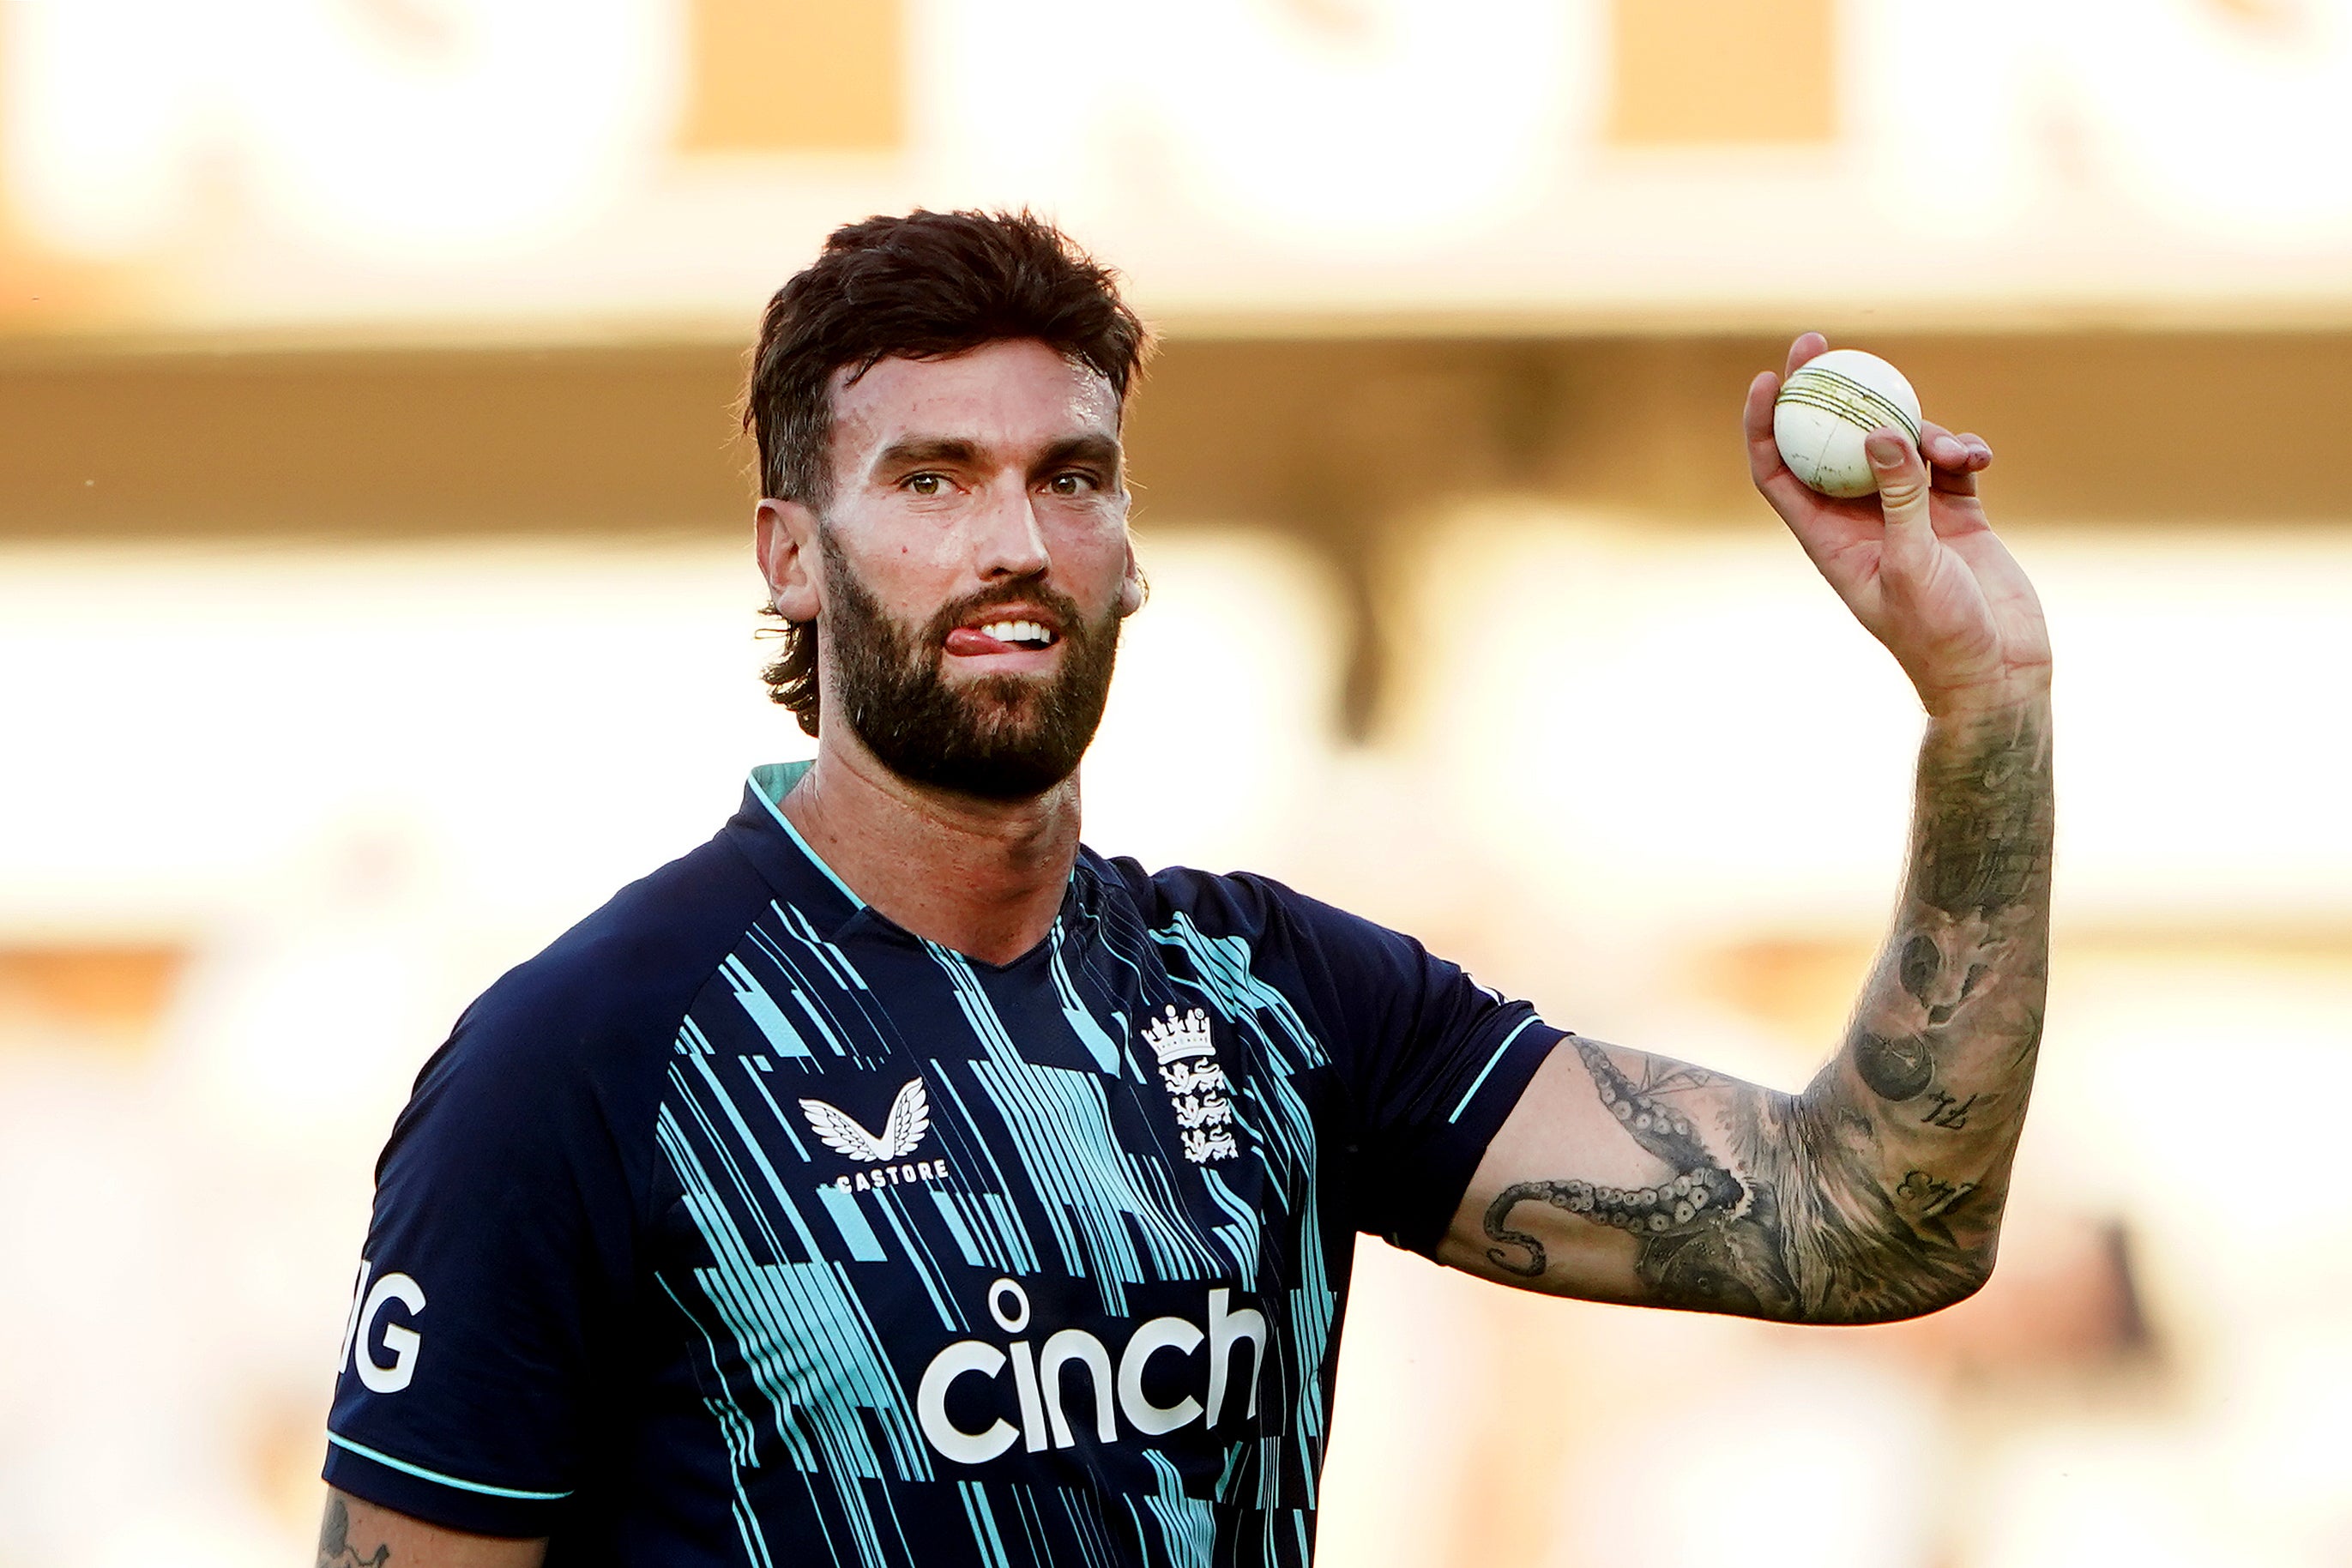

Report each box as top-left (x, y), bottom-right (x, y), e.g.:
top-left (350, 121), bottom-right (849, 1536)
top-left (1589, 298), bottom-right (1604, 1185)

top-left (1746, 333), bottom-right (2052, 717)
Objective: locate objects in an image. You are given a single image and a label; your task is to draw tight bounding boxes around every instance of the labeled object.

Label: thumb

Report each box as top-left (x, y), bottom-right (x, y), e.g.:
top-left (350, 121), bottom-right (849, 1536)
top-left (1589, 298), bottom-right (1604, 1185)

top-left (1867, 430), bottom-right (1935, 576)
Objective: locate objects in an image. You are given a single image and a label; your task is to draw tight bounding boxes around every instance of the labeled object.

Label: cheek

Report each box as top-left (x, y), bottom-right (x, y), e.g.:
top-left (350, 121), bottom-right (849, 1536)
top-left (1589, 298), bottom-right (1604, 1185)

top-left (1057, 515), bottom-right (1135, 590)
top-left (844, 519), bottom-right (959, 588)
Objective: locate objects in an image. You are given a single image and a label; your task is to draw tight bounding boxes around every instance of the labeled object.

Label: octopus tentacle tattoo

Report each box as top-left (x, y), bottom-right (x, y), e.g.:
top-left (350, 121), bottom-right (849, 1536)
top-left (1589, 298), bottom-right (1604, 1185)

top-left (1484, 1040), bottom-right (1800, 1318)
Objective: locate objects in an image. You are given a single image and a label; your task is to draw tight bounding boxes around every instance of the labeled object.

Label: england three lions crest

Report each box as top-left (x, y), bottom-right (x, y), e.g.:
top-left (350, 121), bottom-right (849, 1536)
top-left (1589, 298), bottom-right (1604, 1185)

top-left (1143, 1005), bottom-right (1238, 1164)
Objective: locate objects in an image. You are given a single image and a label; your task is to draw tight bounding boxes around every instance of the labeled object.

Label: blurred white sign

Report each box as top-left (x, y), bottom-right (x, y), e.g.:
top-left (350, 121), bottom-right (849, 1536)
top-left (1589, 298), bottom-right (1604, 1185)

top-left (8, 0), bottom-right (2352, 331)
top-left (3, 0), bottom-right (678, 256)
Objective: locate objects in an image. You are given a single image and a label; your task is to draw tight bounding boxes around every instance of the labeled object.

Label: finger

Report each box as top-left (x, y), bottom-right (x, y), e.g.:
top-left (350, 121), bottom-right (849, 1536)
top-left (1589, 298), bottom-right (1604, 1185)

top-left (1744, 367), bottom-right (1829, 522)
top-left (1916, 420), bottom-right (1993, 473)
top-left (1866, 428), bottom-right (1937, 576)
top-left (1783, 331), bottom-right (1830, 380)
top-left (1748, 369), bottom-right (1890, 550)
top-left (1915, 420), bottom-right (1969, 472)
top-left (1746, 369), bottom-right (1823, 516)
top-left (1744, 370), bottom-right (1783, 480)
top-left (1930, 464), bottom-right (1980, 499)
top-left (1914, 421), bottom-right (1992, 499)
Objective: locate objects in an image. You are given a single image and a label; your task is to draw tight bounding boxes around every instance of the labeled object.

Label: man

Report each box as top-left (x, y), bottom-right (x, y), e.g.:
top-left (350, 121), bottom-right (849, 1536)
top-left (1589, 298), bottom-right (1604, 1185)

top-left (319, 210), bottom-right (2051, 1566)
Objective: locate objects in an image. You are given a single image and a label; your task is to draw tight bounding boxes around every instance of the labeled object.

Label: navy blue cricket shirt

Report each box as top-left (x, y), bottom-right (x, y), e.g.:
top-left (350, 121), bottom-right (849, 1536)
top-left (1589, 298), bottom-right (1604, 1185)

top-left (323, 762), bottom-right (1564, 1565)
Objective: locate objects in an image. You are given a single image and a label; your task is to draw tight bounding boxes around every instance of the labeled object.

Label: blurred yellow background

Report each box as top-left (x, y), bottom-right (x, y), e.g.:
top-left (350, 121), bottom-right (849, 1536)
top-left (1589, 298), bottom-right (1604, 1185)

top-left (4, 2), bottom-right (2351, 1564)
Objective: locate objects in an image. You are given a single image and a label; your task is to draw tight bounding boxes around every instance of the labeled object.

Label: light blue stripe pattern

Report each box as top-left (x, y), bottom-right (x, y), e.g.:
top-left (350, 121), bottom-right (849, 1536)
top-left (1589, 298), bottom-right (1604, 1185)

top-left (1447, 1014), bottom-right (1541, 1125)
top-left (816, 1184), bottom-right (888, 1262)
top-left (654, 1276), bottom-right (775, 1566)
top-left (929, 1188), bottom-right (985, 1265)
top-left (958, 1481), bottom-right (1014, 1568)
top-left (1147, 911), bottom-right (1337, 1511)
top-left (735, 1056), bottom-right (812, 1162)
top-left (1140, 1450), bottom-right (1217, 1568)
top-left (325, 1432), bottom-right (571, 1500)
top-left (932, 944), bottom-right (1219, 1314)
top-left (724, 955), bottom-right (815, 1059)
top-left (1048, 933), bottom-right (1123, 1073)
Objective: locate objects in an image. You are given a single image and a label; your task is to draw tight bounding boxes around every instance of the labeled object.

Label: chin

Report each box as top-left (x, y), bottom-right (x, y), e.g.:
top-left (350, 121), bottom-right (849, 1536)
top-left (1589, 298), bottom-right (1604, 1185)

top-left (920, 757), bottom-right (1080, 804)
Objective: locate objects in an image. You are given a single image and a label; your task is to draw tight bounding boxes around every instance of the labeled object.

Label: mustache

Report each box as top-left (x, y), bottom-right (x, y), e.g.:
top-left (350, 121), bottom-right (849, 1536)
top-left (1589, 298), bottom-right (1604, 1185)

top-left (920, 578), bottom-right (1093, 647)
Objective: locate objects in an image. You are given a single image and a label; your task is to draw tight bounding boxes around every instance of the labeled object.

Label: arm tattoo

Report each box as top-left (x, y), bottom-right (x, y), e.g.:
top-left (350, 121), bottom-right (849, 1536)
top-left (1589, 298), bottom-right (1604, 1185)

top-left (318, 1496), bottom-right (392, 1568)
top-left (1486, 700), bottom-right (2053, 1323)
top-left (1484, 1038), bottom-right (1800, 1317)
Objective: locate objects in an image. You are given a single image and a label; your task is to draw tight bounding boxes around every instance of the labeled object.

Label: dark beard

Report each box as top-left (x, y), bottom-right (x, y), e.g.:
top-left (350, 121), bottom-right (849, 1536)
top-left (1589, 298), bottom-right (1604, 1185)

top-left (822, 544), bottom-right (1121, 802)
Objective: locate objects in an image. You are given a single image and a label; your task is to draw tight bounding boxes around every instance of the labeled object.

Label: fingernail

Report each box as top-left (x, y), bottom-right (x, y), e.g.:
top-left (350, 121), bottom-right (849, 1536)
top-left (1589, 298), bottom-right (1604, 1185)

top-left (1866, 433), bottom-right (1905, 466)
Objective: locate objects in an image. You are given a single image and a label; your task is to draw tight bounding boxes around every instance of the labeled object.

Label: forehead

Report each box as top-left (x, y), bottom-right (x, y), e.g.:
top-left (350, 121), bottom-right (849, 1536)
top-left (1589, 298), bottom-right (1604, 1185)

top-left (829, 339), bottom-right (1120, 464)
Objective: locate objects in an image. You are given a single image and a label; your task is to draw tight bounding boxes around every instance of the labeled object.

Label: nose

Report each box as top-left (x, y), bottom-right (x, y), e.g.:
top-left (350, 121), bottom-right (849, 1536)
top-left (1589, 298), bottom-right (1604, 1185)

top-left (973, 478), bottom-right (1051, 582)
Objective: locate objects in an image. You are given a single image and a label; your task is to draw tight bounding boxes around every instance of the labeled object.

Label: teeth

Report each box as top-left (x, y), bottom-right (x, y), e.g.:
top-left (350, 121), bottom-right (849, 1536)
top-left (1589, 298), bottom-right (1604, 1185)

top-left (978, 619), bottom-right (1055, 647)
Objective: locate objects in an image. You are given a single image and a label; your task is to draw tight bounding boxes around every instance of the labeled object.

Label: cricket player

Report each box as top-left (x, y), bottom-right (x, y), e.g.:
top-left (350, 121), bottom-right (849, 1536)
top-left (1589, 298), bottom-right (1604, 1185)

top-left (318, 209), bottom-right (2051, 1566)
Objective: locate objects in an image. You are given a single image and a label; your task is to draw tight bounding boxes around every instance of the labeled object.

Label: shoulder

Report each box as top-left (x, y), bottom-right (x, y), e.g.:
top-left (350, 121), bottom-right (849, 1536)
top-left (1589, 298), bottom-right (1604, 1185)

top-left (1089, 853), bottom-right (1292, 935)
top-left (478, 830), bottom-right (770, 1045)
top-left (395, 829), bottom-right (775, 1152)
top-left (1089, 852), bottom-right (1394, 943)
top-left (1085, 852), bottom-right (1414, 973)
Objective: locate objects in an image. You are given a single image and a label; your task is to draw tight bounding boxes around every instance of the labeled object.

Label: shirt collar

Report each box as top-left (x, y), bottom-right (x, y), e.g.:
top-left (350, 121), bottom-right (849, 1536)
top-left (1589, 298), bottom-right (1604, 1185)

top-left (731, 762), bottom-right (1097, 956)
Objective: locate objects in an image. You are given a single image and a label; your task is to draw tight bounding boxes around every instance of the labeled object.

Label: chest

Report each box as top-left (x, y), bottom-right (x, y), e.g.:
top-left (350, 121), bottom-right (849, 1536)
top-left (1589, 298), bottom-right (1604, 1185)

top-left (642, 903), bottom-right (1345, 1495)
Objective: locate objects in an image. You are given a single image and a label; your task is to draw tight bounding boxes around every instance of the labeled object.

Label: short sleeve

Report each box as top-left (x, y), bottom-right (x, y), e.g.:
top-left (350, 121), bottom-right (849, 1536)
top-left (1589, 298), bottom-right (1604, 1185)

top-left (1263, 884), bottom-right (1566, 1256)
top-left (322, 992), bottom-right (648, 1537)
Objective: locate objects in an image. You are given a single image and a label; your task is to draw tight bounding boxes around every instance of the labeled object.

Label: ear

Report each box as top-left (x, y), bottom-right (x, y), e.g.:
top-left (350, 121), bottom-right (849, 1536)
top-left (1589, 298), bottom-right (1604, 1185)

top-left (1116, 539), bottom-right (1146, 618)
top-left (756, 498), bottom-right (823, 622)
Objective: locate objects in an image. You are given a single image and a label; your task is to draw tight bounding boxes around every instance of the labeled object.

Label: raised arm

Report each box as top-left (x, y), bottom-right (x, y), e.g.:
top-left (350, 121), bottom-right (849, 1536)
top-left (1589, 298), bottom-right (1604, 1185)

top-left (1435, 335), bottom-right (2053, 1323)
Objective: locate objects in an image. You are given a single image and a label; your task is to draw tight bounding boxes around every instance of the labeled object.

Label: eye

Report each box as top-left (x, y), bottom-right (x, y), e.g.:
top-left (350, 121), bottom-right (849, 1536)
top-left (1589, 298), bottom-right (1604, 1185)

top-left (1046, 472), bottom-right (1099, 497)
top-left (903, 472), bottom-right (950, 498)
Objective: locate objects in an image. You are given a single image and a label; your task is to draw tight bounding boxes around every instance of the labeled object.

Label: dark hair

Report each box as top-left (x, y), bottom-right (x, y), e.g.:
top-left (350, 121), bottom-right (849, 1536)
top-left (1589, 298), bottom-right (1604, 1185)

top-left (746, 209), bottom-right (1150, 734)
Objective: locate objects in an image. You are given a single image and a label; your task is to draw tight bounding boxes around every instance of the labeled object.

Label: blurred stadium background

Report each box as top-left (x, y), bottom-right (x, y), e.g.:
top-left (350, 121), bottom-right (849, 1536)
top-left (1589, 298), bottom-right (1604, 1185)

top-left (4, 1), bottom-right (2352, 1563)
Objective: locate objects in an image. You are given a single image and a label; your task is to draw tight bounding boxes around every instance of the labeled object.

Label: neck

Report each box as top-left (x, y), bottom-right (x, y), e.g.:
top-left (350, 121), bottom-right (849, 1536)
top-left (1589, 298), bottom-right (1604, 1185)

top-left (779, 736), bottom-right (1082, 966)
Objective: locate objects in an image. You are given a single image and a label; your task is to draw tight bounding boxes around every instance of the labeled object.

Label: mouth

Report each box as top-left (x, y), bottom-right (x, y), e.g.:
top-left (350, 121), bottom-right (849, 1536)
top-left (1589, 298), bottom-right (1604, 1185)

top-left (943, 612), bottom-right (1064, 660)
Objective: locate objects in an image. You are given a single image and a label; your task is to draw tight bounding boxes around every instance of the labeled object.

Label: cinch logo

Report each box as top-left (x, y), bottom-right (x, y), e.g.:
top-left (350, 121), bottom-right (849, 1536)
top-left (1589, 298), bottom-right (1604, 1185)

top-left (915, 1278), bottom-right (1267, 1465)
top-left (340, 1260), bottom-right (425, 1394)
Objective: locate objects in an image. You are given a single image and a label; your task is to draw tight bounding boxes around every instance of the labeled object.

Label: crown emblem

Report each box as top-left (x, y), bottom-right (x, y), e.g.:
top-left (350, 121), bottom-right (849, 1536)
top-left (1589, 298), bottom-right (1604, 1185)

top-left (1141, 1004), bottom-right (1215, 1066)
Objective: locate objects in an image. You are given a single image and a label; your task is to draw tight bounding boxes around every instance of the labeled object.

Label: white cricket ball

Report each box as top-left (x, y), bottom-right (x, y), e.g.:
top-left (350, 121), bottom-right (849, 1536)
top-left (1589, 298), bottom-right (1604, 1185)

top-left (1772, 348), bottom-right (1923, 498)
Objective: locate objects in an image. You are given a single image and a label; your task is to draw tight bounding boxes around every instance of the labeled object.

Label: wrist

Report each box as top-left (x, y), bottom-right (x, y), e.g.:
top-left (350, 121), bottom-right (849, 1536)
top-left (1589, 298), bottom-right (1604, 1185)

top-left (1920, 667), bottom-right (2052, 722)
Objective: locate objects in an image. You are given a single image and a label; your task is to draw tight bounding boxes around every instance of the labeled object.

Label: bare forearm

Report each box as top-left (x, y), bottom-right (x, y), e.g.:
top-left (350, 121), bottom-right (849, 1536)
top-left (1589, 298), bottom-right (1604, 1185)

top-left (1453, 695), bottom-right (2052, 1324)
top-left (1779, 691), bottom-right (2053, 1319)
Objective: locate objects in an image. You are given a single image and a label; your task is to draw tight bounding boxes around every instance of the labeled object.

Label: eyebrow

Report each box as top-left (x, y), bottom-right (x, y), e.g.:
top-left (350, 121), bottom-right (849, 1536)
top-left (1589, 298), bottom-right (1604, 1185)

top-left (868, 432), bottom-right (1125, 482)
top-left (1032, 433), bottom-right (1123, 481)
top-left (871, 437), bottom-right (986, 473)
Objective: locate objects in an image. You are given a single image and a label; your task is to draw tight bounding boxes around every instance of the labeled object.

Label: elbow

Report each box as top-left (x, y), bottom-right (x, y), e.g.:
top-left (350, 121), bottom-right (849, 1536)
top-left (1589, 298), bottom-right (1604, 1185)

top-left (1892, 1258), bottom-right (1995, 1324)
top-left (1947, 1251), bottom-right (1999, 1308)
top-left (1814, 1249), bottom-right (1997, 1327)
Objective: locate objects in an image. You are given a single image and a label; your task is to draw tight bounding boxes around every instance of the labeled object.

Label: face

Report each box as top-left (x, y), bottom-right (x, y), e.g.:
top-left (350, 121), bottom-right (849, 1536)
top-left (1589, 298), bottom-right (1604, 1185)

top-left (757, 339), bottom-right (1143, 800)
